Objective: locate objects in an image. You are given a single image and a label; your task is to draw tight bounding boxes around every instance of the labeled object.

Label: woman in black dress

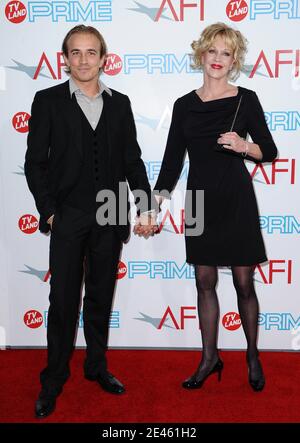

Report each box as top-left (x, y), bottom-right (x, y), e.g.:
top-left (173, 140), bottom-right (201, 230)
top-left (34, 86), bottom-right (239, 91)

top-left (154, 23), bottom-right (277, 391)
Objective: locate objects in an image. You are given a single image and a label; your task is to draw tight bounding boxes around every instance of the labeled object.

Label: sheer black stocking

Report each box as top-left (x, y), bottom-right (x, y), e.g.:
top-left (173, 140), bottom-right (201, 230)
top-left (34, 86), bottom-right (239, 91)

top-left (193, 265), bottom-right (219, 380)
top-left (232, 265), bottom-right (264, 382)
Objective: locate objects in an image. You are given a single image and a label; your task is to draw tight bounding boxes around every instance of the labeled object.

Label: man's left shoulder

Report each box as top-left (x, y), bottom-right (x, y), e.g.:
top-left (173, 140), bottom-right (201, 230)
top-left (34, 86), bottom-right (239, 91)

top-left (108, 88), bottom-right (130, 104)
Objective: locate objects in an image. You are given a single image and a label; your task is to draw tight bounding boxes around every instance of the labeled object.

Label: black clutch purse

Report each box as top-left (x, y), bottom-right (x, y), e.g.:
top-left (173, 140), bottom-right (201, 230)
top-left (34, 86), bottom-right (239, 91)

top-left (215, 94), bottom-right (243, 154)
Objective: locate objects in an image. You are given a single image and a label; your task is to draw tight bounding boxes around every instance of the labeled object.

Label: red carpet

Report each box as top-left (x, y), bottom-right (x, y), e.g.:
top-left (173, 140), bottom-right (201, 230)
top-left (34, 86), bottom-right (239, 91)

top-left (0, 349), bottom-right (299, 423)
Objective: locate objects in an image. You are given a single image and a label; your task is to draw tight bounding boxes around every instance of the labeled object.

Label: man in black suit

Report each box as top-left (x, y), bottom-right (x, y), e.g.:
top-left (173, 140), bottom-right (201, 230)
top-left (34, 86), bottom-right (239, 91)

top-left (25, 25), bottom-right (157, 419)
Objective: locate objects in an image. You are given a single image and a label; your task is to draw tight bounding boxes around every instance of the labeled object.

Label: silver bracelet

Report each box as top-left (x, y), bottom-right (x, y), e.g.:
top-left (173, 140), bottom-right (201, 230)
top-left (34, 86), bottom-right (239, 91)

top-left (241, 140), bottom-right (249, 157)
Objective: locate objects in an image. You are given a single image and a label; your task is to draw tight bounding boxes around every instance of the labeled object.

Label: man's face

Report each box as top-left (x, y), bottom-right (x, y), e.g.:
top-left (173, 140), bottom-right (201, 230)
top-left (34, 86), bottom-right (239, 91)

top-left (63, 32), bottom-right (105, 85)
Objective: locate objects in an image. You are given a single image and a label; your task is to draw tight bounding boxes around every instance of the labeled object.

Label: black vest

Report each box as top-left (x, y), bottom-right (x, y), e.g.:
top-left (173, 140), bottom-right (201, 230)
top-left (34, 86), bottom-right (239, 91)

top-left (64, 99), bottom-right (109, 213)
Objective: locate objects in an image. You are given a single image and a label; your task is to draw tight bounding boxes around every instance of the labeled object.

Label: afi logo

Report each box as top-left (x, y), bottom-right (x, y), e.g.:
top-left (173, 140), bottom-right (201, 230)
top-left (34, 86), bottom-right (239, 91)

top-left (5, 1), bottom-right (27, 23)
top-left (158, 209), bottom-right (185, 234)
top-left (104, 54), bottom-right (123, 76)
top-left (117, 261), bottom-right (127, 280)
top-left (256, 260), bottom-right (293, 284)
top-left (43, 270), bottom-right (51, 283)
top-left (19, 265), bottom-right (51, 283)
top-left (33, 52), bottom-right (65, 80)
top-left (155, 0), bottom-right (204, 21)
top-left (24, 310), bottom-right (43, 329)
top-left (18, 214), bottom-right (39, 234)
top-left (250, 159), bottom-right (296, 185)
top-left (226, 0), bottom-right (248, 21)
top-left (12, 112), bottom-right (30, 133)
top-left (158, 306), bottom-right (197, 329)
top-left (222, 312), bottom-right (242, 330)
top-left (250, 49), bottom-right (300, 78)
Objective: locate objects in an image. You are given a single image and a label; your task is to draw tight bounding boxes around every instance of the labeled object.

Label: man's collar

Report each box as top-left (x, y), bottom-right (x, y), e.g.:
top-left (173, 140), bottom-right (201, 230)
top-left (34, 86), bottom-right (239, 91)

top-left (69, 77), bottom-right (112, 97)
top-left (99, 81), bottom-right (112, 97)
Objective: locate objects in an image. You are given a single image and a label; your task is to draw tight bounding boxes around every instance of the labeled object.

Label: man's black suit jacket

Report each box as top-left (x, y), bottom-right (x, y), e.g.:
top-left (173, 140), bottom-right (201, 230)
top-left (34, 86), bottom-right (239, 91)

top-left (25, 80), bottom-right (154, 241)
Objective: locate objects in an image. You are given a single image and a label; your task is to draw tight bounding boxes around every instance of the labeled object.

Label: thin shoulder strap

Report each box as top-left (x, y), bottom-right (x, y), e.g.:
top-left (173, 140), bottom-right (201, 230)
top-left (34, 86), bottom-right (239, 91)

top-left (230, 95), bottom-right (243, 131)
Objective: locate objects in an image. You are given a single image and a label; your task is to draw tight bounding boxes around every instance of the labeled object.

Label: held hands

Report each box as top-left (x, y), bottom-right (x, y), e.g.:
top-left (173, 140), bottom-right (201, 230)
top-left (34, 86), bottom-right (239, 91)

top-left (133, 195), bottom-right (164, 239)
top-left (217, 132), bottom-right (249, 156)
top-left (133, 212), bottom-right (159, 239)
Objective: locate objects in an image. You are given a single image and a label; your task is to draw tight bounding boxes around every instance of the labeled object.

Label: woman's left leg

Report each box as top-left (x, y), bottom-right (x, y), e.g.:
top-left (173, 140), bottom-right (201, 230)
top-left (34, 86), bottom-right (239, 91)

top-left (231, 265), bottom-right (265, 391)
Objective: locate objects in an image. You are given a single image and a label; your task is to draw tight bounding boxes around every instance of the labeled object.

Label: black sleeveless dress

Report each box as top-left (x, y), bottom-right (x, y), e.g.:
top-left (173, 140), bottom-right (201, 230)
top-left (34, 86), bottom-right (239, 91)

top-left (155, 86), bottom-right (277, 266)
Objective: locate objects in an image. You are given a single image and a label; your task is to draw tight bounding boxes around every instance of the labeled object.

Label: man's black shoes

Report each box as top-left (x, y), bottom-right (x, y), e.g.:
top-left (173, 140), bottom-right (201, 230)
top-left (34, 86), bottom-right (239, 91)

top-left (35, 373), bottom-right (124, 418)
top-left (86, 372), bottom-right (125, 394)
top-left (35, 390), bottom-right (57, 419)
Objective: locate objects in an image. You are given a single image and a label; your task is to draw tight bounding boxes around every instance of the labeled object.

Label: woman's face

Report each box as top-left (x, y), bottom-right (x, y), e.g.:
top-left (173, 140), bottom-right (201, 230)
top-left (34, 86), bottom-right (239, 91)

top-left (201, 35), bottom-right (235, 79)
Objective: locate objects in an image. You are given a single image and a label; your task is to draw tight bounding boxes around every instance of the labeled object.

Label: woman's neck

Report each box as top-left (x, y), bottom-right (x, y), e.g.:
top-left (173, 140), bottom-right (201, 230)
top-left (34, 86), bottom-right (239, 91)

top-left (199, 78), bottom-right (236, 100)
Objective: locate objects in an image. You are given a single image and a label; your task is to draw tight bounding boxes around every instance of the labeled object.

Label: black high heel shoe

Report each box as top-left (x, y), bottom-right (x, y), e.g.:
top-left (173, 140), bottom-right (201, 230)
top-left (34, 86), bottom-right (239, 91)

top-left (247, 358), bottom-right (265, 392)
top-left (182, 358), bottom-right (224, 389)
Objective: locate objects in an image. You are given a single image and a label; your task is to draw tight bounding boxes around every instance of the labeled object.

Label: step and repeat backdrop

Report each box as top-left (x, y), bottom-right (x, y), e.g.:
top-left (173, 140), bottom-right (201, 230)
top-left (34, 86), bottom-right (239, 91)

top-left (0, 0), bottom-right (299, 350)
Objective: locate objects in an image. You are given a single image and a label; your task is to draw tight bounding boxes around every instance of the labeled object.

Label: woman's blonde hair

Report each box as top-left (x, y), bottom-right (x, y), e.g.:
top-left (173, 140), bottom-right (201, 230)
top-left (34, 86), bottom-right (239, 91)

top-left (191, 22), bottom-right (248, 80)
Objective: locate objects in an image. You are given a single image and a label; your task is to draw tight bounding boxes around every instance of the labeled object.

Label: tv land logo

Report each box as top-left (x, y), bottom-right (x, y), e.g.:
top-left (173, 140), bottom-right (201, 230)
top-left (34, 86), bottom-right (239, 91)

top-left (5, 0), bottom-right (112, 24)
top-left (117, 261), bottom-right (127, 280)
top-left (12, 112), bottom-right (30, 133)
top-left (226, 0), bottom-right (300, 21)
top-left (23, 309), bottom-right (43, 328)
top-left (18, 214), bottom-right (39, 234)
top-left (226, 0), bottom-right (248, 21)
top-left (127, 0), bottom-right (205, 21)
top-left (7, 49), bottom-right (300, 79)
top-left (222, 312), bottom-right (242, 330)
top-left (104, 54), bottom-right (123, 76)
top-left (5, 1), bottom-right (27, 23)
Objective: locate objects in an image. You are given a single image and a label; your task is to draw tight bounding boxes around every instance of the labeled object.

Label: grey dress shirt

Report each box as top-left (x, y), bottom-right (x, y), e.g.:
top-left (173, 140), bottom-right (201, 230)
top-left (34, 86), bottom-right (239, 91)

top-left (69, 77), bottom-right (112, 130)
